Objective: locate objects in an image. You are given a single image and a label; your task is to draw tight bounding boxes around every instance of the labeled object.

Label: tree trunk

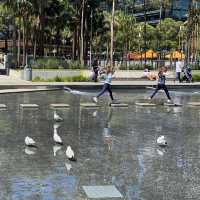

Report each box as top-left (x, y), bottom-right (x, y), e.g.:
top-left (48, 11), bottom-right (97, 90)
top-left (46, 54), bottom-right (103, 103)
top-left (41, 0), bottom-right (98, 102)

top-left (38, 16), bottom-right (45, 56)
top-left (22, 19), bottom-right (26, 67)
top-left (125, 37), bottom-right (128, 69)
top-left (33, 33), bottom-right (37, 60)
top-left (38, 1), bottom-right (46, 56)
top-left (12, 24), bottom-right (17, 68)
top-left (144, 0), bottom-right (147, 66)
top-left (56, 30), bottom-right (60, 57)
top-left (106, 41), bottom-right (109, 65)
top-left (77, 27), bottom-right (80, 60)
top-left (110, 0), bottom-right (115, 68)
top-left (84, 10), bottom-right (89, 66)
top-left (72, 31), bottom-right (76, 60)
top-left (80, 0), bottom-right (85, 65)
top-left (17, 29), bottom-right (21, 67)
top-left (186, 0), bottom-right (193, 64)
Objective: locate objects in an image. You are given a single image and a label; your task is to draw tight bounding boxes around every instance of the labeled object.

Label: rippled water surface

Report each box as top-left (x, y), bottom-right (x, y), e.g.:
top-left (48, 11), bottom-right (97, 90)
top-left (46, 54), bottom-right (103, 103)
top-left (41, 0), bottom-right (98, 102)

top-left (0, 89), bottom-right (200, 200)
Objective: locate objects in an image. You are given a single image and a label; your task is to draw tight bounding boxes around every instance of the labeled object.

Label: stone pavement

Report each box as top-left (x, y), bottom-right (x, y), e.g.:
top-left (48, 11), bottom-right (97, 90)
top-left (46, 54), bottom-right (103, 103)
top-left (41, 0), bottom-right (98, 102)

top-left (0, 75), bottom-right (31, 85)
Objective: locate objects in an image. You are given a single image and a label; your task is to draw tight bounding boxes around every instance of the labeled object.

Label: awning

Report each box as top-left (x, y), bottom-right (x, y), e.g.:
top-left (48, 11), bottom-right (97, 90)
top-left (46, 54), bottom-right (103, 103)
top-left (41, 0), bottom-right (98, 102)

top-left (165, 51), bottom-right (185, 59)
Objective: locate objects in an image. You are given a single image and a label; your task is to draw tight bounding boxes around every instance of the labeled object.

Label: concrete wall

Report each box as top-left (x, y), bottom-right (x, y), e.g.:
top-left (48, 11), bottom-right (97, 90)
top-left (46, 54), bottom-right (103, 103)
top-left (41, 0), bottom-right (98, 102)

top-left (9, 69), bottom-right (89, 80)
top-left (10, 69), bottom-right (175, 80)
top-left (31, 70), bottom-right (83, 80)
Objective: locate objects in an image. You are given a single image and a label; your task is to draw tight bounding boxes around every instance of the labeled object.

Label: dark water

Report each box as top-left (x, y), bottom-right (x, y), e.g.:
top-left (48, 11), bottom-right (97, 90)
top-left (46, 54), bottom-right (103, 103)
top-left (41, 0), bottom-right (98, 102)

top-left (0, 89), bottom-right (200, 200)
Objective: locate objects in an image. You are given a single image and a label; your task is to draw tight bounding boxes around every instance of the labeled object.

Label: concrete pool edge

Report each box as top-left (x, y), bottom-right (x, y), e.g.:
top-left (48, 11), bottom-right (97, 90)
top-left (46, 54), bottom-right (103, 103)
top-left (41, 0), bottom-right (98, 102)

top-left (0, 86), bottom-right (61, 94)
top-left (0, 81), bottom-right (200, 93)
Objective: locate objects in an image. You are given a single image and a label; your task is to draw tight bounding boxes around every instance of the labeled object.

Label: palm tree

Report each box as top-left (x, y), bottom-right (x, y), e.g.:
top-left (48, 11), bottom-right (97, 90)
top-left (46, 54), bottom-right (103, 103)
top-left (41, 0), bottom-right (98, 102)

top-left (187, 0), bottom-right (200, 63)
top-left (117, 11), bottom-right (136, 67)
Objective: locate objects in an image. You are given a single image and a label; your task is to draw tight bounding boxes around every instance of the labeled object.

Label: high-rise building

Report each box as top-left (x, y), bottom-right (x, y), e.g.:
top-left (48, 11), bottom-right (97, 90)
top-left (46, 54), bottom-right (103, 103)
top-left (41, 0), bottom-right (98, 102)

top-left (171, 0), bottom-right (190, 20)
top-left (100, 0), bottom-right (191, 24)
top-left (132, 0), bottom-right (190, 24)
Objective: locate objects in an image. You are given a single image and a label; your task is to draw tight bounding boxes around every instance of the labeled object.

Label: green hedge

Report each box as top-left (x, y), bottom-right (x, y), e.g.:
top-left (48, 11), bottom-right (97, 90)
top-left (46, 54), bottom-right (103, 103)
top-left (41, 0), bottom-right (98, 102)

top-left (192, 74), bottom-right (200, 82)
top-left (33, 75), bottom-right (90, 82)
top-left (189, 64), bottom-right (200, 70)
top-left (32, 57), bottom-right (84, 69)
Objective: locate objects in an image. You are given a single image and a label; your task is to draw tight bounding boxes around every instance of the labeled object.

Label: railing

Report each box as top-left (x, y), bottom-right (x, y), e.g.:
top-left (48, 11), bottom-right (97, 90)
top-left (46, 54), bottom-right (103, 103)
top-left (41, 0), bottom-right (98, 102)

top-left (0, 40), bottom-right (72, 54)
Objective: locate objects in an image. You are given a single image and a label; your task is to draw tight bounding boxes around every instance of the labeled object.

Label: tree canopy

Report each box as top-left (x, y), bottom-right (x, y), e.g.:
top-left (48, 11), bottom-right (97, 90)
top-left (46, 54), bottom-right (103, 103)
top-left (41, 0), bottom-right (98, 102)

top-left (0, 0), bottom-right (192, 67)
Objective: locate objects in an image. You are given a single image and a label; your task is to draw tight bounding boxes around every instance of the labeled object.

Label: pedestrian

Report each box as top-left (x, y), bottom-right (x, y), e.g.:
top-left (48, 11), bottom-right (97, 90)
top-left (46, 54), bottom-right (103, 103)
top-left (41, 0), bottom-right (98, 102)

top-left (175, 58), bottom-right (183, 82)
top-left (182, 64), bottom-right (192, 82)
top-left (92, 59), bottom-right (99, 82)
top-left (93, 67), bottom-right (115, 103)
top-left (148, 66), bottom-right (172, 102)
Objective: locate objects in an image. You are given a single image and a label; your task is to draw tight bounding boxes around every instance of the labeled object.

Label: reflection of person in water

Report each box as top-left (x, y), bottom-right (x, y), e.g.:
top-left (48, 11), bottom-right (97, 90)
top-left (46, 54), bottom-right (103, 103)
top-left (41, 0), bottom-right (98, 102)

top-left (103, 108), bottom-right (113, 151)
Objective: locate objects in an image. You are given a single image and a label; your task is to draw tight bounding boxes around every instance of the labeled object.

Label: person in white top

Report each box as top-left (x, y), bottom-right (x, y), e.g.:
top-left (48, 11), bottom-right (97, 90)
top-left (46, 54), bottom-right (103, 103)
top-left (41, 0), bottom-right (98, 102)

top-left (175, 59), bottom-right (184, 82)
top-left (93, 67), bottom-right (115, 103)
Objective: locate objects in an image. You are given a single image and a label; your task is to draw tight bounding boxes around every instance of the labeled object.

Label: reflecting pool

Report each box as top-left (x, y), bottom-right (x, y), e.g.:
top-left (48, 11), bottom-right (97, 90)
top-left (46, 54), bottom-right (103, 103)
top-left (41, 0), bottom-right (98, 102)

top-left (0, 89), bottom-right (199, 200)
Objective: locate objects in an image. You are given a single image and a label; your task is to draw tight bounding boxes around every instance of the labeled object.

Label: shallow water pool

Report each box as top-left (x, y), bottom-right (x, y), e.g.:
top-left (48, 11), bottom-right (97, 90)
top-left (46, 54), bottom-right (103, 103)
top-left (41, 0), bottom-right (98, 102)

top-left (0, 89), bottom-right (199, 200)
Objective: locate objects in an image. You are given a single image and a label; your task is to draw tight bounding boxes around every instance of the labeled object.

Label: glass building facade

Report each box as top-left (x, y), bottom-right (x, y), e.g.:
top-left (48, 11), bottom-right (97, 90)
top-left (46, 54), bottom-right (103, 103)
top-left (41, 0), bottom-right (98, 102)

top-left (171, 0), bottom-right (190, 20)
top-left (132, 0), bottom-right (190, 24)
top-left (100, 0), bottom-right (191, 24)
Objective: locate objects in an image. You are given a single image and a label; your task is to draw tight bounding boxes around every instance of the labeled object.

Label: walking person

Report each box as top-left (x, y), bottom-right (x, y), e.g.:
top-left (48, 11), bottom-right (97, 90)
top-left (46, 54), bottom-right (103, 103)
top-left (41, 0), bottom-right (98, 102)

top-left (92, 59), bottom-right (99, 82)
top-left (148, 67), bottom-right (172, 102)
top-left (93, 67), bottom-right (115, 103)
top-left (175, 58), bottom-right (183, 82)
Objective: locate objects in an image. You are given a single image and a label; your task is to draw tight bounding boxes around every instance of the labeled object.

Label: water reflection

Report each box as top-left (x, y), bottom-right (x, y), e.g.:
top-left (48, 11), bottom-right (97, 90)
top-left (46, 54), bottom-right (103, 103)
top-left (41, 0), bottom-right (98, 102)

top-left (53, 145), bottom-right (62, 157)
top-left (103, 108), bottom-right (113, 151)
top-left (65, 162), bottom-right (72, 174)
top-left (10, 175), bottom-right (78, 200)
top-left (24, 147), bottom-right (37, 155)
top-left (156, 148), bottom-right (167, 156)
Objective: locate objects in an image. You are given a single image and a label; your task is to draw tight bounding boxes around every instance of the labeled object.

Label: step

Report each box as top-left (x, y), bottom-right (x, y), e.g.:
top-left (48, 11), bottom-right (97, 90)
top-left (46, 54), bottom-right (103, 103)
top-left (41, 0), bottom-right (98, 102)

top-left (110, 103), bottom-right (128, 107)
top-left (80, 103), bottom-right (100, 108)
top-left (187, 102), bottom-right (200, 106)
top-left (20, 104), bottom-right (39, 108)
top-left (135, 102), bottom-right (156, 107)
top-left (164, 103), bottom-right (183, 107)
top-left (0, 104), bottom-right (7, 109)
top-left (50, 104), bottom-right (70, 108)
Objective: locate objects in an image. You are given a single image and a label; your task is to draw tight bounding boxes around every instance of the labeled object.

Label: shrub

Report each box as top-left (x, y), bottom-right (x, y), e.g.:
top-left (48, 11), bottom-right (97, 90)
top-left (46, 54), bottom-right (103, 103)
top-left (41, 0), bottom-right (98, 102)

top-left (192, 74), bottom-right (200, 82)
top-left (33, 75), bottom-right (89, 82)
top-left (32, 58), bottom-right (46, 69)
top-left (71, 75), bottom-right (89, 82)
top-left (67, 60), bottom-right (84, 69)
top-left (32, 57), bottom-right (85, 69)
top-left (32, 76), bottom-right (46, 82)
top-left (189, 64), bottom-right (200, 70)
top-left (46, 58), bottom-right (59, 69)
top-left (54, 76), bottom-right (63, 82)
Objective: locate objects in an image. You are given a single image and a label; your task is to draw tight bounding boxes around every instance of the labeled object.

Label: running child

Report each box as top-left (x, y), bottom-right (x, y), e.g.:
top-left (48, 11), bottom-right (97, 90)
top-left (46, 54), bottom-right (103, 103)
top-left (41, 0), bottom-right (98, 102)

top-left (148, 66), bottom-right (172, 102)
top-left (93, 67), bottom-right (115, 103)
